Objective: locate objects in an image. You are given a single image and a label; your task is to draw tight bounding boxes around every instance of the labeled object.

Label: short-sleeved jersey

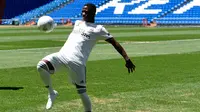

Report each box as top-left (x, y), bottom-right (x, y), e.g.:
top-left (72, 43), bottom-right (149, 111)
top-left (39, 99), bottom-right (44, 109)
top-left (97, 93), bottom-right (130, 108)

top-left (58, 20), bottom-right (113, 65)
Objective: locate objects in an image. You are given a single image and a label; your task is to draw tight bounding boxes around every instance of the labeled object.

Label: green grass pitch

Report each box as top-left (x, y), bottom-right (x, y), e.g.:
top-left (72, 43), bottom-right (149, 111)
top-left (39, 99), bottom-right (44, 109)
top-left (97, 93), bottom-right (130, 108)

top-left (0, 26), bottom-right (200, 112)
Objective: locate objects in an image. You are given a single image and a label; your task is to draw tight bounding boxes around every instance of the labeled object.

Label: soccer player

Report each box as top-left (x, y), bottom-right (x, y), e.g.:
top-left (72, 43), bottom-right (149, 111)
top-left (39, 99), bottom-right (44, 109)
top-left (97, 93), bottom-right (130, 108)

top-left (37, 3), bottom-right (135, 112)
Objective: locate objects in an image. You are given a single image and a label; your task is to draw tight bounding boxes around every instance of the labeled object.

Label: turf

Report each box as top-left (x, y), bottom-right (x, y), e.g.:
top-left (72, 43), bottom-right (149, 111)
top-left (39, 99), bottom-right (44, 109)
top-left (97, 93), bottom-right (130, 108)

top-left (0, 26), bottom-right (200, 112)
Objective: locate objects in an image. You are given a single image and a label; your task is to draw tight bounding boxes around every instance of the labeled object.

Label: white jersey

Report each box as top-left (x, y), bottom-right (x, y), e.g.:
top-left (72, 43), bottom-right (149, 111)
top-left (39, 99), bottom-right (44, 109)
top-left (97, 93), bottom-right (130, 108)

top-left (58, 20), bottom-right (113, 65)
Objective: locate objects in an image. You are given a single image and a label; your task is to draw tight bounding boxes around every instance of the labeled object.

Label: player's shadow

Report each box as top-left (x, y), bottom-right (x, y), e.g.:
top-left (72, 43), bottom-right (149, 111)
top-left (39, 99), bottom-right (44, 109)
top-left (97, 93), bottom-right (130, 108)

top-left (0, 87), bottom-right (24, 90)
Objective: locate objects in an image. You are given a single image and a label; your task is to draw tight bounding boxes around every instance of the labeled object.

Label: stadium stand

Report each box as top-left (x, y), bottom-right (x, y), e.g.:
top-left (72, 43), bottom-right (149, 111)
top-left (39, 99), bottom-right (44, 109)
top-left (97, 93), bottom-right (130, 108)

top-left (47, 0), bottom-right (111, 23)
top-left (3, 0), bottom-right (73, 25)
top-left (155, 0), bottom-right (200, 25)
top-left (2, 0), bottom-right (200, 25)
top-left (95, 0), bottom-right (191, 25)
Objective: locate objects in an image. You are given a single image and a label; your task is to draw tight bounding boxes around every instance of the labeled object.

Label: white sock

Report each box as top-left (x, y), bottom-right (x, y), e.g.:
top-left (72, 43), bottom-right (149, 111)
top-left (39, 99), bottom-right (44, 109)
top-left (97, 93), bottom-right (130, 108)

top-left (79, 92), bottom-right (92, 112)
top-left (38, 67), bottom-right (54, 94)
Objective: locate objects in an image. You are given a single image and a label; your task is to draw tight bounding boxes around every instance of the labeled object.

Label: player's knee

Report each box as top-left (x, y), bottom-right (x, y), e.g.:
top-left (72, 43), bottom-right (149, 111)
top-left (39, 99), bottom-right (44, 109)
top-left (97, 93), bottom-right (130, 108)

top-left (37, 61), bottom-right (54, 74)
top-left (37, 61), bottom-right (47, 72)
top-left (75, 84), bottom-right (86, 94)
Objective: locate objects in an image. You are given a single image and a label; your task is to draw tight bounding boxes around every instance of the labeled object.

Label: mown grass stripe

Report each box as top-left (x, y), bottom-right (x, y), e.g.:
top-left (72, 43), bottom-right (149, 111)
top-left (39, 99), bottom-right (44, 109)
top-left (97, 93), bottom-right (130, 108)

top-left (1, 30), bottom-right (200, 42)
top-left (0, 39), bottom-right (200, 69)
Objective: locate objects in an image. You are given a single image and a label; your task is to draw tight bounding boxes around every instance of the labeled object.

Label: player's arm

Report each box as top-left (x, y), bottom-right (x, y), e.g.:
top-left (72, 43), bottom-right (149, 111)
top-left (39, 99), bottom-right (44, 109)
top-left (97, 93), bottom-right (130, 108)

top-left (106, 38), bottom-right (136, 73)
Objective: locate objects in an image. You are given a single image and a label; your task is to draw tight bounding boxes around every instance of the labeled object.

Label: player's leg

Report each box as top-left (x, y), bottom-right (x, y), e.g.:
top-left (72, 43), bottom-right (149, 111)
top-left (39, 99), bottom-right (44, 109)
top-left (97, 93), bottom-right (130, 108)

top-left (37, 53), bottom-right (61, 109)
top-left (67, 62), bottom-right (92, 112)
top-left (37, 59), bottom-right (55, 94)
top-left (76, 84), bottom-right (92, 112)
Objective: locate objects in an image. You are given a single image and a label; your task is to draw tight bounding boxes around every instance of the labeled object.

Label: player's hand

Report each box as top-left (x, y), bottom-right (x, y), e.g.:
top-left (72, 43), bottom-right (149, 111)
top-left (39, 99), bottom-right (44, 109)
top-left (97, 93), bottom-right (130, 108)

top-left (125, 59), bottom-right (135, 73)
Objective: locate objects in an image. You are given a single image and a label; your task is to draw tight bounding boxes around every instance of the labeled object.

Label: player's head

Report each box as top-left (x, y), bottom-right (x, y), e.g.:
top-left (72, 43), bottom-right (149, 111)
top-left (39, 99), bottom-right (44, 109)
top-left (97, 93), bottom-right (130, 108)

top-left (82, 3), bottom-right (96, 23)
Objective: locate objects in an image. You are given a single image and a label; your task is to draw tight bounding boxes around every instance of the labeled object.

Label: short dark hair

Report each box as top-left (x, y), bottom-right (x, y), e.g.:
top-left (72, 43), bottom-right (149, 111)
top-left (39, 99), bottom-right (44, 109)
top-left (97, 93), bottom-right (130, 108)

top-left (84, 3), bottom-right (96, 16)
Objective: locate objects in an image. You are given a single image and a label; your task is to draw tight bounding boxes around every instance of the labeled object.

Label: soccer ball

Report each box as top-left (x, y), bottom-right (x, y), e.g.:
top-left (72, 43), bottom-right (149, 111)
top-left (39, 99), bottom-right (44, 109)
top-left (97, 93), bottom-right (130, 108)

top-left (37, 16), bottom-right (55, 33)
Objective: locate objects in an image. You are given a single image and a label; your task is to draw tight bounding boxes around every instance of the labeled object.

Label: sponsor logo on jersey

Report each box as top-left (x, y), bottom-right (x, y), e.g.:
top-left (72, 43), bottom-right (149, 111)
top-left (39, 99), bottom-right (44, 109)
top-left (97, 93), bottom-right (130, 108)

top-left (81, 32), bottom-right (90, 39)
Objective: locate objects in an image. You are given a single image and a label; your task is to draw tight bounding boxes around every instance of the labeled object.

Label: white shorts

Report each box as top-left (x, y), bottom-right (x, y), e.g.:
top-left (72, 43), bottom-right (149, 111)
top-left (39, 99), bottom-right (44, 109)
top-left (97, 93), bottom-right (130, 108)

top-left (42, 52), bottom-right (86, 86)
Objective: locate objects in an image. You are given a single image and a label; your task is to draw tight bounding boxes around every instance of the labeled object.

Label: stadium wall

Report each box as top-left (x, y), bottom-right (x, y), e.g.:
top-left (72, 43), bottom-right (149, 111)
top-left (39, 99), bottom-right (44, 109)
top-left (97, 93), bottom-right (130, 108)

top-left (0, 0), bottom-right (6, 24)
top-left (3, 0), bottom-right (53, 19)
